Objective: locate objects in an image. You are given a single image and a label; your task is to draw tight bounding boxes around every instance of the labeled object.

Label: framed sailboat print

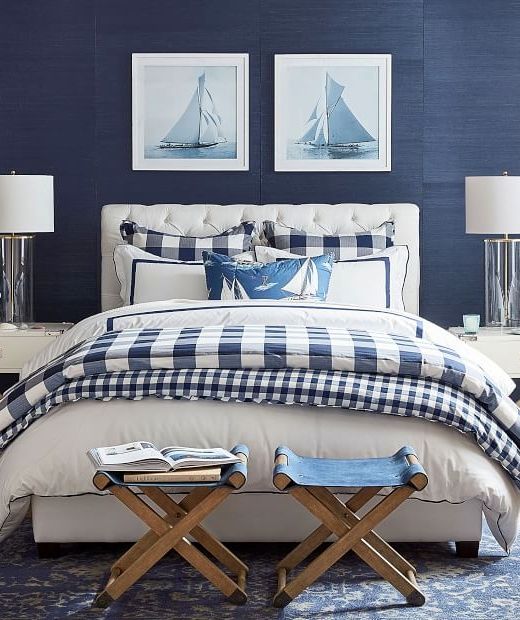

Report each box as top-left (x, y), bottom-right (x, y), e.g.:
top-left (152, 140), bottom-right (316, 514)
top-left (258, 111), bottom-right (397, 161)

top-left (274, 54), bottom-right (391, 172)
top-left (132, 53), bottom-right (249, 171)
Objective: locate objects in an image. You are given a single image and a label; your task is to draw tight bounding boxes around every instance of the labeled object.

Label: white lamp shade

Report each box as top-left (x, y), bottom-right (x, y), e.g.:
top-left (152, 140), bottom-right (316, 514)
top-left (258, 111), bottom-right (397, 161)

top-left (466, 175), bottom-right (520, 234)
top-left (0, 174), bottom-right (54, 233)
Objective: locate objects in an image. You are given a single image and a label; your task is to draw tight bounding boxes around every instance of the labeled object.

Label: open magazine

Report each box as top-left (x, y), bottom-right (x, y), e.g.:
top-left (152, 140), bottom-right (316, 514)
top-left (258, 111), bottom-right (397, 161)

top-left (87, 442), bottom-right (240, 472)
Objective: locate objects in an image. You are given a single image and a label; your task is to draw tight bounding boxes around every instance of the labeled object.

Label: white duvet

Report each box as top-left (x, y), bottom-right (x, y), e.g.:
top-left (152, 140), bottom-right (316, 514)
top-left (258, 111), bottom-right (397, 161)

top-left (0, 299), bottom-right (519, 549)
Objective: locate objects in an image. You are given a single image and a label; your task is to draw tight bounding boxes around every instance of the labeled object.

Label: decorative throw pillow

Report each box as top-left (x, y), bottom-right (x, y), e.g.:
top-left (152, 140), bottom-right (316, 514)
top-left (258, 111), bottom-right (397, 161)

top-left (120, 220), bottom-right (256, 261)
top-left (262, 220), bottom-right (394, 260)
top-left (254, 245), bottom-right (409, 311)
top-left (203, 251), bottom-right (334, 301)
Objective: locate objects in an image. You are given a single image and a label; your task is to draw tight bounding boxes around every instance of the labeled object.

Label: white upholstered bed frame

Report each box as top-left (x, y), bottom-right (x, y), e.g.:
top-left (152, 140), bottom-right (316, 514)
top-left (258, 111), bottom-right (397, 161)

top-left (100, 203), bottom-right (420, 314)
top-left (31, 203), bottom-right (483, 550)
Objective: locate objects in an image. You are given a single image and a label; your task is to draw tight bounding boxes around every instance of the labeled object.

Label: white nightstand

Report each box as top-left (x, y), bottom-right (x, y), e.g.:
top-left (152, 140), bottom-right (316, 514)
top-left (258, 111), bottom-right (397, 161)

top-left (0, 323), bottom-right (73, 376)
top-left (449, 327), bottom-right (520, 378)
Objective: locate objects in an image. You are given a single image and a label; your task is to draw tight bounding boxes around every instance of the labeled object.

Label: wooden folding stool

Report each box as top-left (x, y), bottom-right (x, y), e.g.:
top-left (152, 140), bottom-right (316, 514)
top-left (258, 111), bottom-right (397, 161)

top-left (272, 446), bottom-right (428, 609)
top-left (92, 444), bottom-right (249, 608)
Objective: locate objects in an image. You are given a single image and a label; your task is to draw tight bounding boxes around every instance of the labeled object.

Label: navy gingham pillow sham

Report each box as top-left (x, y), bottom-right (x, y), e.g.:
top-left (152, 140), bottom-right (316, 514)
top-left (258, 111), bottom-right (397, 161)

top-left (120, 220), bottom-right (256, 261)
top-left (262, 220), bottom-right (394, 260)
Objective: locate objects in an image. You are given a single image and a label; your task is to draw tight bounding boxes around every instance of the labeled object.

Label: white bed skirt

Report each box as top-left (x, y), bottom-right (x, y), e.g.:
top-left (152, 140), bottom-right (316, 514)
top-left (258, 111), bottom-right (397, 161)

top-left (32, 493), bottom-right (483, 544)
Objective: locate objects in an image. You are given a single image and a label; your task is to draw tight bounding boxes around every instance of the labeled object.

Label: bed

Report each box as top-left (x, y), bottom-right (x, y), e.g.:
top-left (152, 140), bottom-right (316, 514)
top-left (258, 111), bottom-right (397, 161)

top-left (1, 202), bottom-right (518, 557)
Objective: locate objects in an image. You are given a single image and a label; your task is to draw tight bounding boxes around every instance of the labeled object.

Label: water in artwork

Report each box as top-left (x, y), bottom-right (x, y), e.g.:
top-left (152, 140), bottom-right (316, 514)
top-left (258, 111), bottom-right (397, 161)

top-left (145, 142), bottom-right (237, 160)
top-left (287, 141), bottom-right (379, 160)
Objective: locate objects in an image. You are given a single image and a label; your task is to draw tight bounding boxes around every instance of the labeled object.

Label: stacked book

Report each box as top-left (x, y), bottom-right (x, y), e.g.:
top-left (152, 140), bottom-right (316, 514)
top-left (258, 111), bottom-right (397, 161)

top-left (87, 442), bottom-right (241, 483)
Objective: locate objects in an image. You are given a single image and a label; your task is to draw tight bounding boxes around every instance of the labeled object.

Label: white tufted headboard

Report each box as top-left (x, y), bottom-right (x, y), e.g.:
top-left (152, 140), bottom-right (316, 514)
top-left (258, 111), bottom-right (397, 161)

top-left (101, 203), bottom-right (420, 314)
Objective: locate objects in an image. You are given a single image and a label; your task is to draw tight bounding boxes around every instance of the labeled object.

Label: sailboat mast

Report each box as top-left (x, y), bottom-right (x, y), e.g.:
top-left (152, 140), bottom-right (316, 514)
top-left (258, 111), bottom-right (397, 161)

top-left (324, 74), bottom-right (329, 145)
top-left (197, 74), bottom-right (203, 146)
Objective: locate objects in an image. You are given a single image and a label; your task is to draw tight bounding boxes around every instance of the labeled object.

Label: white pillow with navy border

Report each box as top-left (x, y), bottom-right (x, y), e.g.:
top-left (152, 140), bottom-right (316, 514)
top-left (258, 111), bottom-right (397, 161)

top-left (254, 245), bottom-right (409, 311)
top-left (114, 244), bottom-right (254, 305)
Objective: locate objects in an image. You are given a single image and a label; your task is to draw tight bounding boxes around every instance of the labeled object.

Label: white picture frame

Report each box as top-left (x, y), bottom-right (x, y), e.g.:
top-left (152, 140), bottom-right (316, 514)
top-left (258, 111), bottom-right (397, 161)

top-left (132, 53), bottom-right (249, 171)
top-left (274, 54), bottom-right (391, 172)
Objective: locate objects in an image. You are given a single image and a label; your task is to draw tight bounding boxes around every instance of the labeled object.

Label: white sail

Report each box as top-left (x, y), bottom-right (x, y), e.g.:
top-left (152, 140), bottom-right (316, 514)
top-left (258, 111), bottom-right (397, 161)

top-left (282, 260), bottom-right (308, 295)
top-left (299, 118), bottom-right (321, 143)
top-left (325, 74), bottom-right (345, 112)
top-left (198, 76), bottom-right (221, 144)
top-left (197, 74), bottom-right (213, 144)
top-left (205, 88), bottom-right (222, 124)
top-left (298, 93), bottom-right (326, 144)
top-left (307, 101), bottom-right (320, 122)
top-left (328, 96), bottom-right (375, 145)
top-left (200, 111), bottom-right (219, 144)
top-left (161, 86), bottom-right (200, 145)
top-left (220, 278), bottom-right (235, 300)
top-left (301, 260), bottom-right (319, 297)
top-left (312, 116), bottom-right (328, 146)
top-left (204, 88), bottom-right (226, 141)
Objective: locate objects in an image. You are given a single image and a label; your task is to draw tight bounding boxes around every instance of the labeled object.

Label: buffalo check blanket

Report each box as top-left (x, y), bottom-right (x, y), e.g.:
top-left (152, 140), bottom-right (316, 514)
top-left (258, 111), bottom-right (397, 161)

top-left (0, 325), bottom-right (519, 485)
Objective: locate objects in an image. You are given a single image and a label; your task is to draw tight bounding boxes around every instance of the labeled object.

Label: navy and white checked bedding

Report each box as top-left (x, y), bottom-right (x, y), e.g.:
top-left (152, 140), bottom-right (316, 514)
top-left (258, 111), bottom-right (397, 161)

top-left (1, 325), bottom-right (519, 485)
top-left (120, 220), bottom-right (256, 261)
top-left (262, 220), bottom-right (394, 260)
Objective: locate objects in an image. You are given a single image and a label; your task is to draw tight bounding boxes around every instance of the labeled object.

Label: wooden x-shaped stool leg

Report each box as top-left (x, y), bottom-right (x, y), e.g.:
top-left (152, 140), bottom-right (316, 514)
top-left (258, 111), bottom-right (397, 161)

top-left (274, 475), bottom-right (426, 608)
top-left (93, 471), bottom-right (248, 608)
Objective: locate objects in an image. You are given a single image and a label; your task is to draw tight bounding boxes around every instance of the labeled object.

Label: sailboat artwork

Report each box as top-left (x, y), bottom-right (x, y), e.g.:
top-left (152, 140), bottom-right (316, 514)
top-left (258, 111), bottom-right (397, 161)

top-left (133, 53), bottom-right (248, 170)
top-left (297, 73), bottom-right (376, 152)
top-left (159, 73), bottom-right (226, 149)
top-left (274, 54), bottom-right (391, 172)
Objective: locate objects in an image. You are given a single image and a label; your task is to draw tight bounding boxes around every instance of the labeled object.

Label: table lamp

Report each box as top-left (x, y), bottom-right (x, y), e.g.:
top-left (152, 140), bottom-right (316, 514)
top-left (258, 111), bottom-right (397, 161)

top-left (0, 172), bottom-right (54, 327)
top-left (466, 172), bottom-right (520, 327)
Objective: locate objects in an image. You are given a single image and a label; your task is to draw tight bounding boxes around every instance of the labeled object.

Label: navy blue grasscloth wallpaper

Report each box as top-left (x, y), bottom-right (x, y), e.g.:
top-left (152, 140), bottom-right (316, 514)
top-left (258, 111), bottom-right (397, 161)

top-left (1, 0), bottom-right (519, 327)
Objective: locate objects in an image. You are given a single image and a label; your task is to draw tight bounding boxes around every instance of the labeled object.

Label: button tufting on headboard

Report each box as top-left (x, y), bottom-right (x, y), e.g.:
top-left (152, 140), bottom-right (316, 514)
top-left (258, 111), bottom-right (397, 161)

top-left (101, 203), bottom-right (420, 314)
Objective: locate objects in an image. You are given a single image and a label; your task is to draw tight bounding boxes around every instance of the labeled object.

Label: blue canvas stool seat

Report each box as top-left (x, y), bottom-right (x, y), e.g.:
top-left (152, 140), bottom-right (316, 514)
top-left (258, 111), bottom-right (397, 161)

top-left (92, 445), bottom-right (249, 608)
top-left (272, 446), bottom-right (428, 609)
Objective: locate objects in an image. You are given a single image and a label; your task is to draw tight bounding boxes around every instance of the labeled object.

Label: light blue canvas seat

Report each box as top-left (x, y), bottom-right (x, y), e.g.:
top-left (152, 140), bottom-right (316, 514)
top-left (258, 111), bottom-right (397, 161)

top-left (273, 445), bottom-right (427, 489)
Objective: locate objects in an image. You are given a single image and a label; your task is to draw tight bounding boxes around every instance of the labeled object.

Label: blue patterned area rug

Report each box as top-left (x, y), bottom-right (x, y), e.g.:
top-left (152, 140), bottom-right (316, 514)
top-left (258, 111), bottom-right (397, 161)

top-left (1, 520), bottom-right (518, 619)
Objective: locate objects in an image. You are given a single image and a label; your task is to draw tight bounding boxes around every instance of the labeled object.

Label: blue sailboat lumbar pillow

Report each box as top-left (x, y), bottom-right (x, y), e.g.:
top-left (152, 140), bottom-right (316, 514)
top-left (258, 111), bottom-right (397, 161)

top-left (203, 251), bottom-right (334, 301)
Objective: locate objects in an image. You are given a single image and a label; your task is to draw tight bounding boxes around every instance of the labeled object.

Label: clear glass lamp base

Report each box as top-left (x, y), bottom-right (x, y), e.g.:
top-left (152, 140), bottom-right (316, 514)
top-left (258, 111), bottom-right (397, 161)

top-left (0, 235), bottom-right (34, 325)
top-left (485, 238), bottom-right (520, 327)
